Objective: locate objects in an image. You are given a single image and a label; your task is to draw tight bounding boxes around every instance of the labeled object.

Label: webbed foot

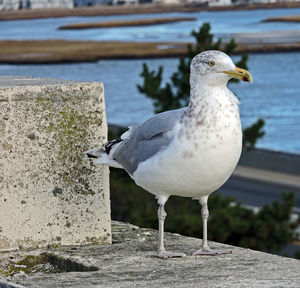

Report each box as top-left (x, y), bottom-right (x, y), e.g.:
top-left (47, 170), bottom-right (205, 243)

top-left (158, 250), bottom-right (186, 259)
top-left (192, 247), bottom-right (232, 256)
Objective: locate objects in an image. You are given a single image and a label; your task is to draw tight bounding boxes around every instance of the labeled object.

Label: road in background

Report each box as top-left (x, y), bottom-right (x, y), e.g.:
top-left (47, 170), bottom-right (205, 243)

top-left (222, 175), bottom-right (300, 211)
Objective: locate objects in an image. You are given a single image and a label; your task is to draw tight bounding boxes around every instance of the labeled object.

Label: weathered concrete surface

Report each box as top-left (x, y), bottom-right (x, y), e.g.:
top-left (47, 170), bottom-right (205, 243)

top-left (1, 221), bottom-right (299, 287)
top-left (0, 280), bottom-right (25, 288)
top-left (0, 76), bottom-right (111, 251)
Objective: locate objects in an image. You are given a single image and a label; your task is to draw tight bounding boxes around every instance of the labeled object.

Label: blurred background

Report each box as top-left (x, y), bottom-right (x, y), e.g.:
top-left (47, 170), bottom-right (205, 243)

top-left (1, 0), bottom-right (300, 258)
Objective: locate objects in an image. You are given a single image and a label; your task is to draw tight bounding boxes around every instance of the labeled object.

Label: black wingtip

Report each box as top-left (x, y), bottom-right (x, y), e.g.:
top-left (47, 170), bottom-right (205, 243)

top-left (104, 138), bottom-right (123, 154)
top-left (86, 153), bottom-right (98, 159)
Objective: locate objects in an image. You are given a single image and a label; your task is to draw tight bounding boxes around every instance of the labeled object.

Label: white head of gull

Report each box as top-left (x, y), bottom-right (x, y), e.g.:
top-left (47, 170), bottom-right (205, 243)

top-left (86, 50), bottom-right (253, 258)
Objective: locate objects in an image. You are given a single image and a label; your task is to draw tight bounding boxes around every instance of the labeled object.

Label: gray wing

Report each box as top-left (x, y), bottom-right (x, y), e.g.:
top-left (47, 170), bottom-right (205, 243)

top-left (113, 108), bottom-right (185, 175)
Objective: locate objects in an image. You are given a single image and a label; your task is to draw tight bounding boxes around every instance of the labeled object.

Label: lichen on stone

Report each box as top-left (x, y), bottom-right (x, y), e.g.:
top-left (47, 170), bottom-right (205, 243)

top-left (27, 132), bottom-right (36, 140)
top-left (34, 87), bottom-right (104, 196)
top-left (52, 187), bottom-right (63, 197)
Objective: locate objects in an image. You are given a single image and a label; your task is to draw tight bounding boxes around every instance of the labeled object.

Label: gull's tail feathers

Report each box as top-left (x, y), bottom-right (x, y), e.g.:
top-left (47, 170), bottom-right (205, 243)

top-left (85, 139), bottom-right (124, 169)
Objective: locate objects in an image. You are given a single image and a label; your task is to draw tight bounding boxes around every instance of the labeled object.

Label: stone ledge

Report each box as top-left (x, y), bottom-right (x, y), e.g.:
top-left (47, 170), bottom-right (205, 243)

top-left (1, 221), bottom-right (299, 287)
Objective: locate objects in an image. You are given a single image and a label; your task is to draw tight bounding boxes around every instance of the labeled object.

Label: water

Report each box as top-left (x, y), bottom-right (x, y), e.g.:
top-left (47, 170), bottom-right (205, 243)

top-left (0, 8), bottom-right (300, 42)
top-left (0, 8), bottom-right (299, 153)
top-left (1, 52), bottom-right (300, 154)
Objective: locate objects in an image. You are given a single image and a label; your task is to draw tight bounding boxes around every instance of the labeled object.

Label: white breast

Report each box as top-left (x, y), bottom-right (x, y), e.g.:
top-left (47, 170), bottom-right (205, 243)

top-left (133, 91), bottom-right (242, 200)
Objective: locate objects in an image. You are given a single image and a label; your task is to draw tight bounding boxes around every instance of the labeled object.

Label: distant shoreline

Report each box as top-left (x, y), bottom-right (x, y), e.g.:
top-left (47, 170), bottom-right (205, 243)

top-left (0, 39), bottom-right (300, 65)
top-left (0, 2), bottom-right (300, 22)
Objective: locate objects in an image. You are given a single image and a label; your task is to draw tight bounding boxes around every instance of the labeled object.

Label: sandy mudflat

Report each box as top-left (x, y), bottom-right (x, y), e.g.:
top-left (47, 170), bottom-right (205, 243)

top-left (237, 41), bottom-right (300, 53)
top-left (264, 15), bottom-right (300, 23)
top-left (230, 30), bottom-right (300, 44)
top-left (0, 3), bottom-right (300, 21)
top-left (0, 40), bottom-right (188, 64)
top-left (59, 17), bottom-right (196, 30)
top-left (0, 39), bottom-right (299, 64)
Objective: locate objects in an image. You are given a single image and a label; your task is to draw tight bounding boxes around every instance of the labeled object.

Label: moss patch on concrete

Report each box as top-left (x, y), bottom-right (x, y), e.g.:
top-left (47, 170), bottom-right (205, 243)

top-left (0, 252), bottom-right (98, 277)
top-left (34, 87), bottom-right (103, 195)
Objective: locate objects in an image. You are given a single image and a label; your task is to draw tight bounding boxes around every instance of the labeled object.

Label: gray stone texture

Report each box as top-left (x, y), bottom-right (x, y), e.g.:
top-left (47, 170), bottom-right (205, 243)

top-left (0, 281), bottom-right (25, 288)
top-left (0, 76), bottom-right (111, 251)
top-left (0, 221), bottom-right (299, 287)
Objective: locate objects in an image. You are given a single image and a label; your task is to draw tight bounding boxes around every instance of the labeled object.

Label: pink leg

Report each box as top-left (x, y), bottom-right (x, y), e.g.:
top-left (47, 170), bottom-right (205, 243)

top-left (193, 197), bottom-right (232, 256)
top-left (157, 204), bottom-right (186, 259)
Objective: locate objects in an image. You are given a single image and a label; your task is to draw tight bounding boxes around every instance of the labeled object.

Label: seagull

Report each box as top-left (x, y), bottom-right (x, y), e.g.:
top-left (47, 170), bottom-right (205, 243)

top-left (86, 50), bottom-right (252, 259)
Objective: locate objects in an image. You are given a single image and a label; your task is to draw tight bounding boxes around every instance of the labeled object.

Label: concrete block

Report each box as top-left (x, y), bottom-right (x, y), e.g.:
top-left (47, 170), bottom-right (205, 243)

top-left (0, 76), bottom-right (111, 251)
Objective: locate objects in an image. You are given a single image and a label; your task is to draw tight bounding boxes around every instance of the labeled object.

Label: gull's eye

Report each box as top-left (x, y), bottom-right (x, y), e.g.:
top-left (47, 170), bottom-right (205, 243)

top-left (208, 61), bottom-right (215, 67)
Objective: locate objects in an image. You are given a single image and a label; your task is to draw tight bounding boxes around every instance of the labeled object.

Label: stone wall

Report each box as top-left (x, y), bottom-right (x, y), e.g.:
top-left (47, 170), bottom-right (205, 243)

top-left (0, 76), bottom-right (111, 251)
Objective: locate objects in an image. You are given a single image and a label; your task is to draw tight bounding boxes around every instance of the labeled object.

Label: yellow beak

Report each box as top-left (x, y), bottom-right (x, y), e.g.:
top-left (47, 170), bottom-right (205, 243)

top-left (223, 66), bottom-right (253, 83)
